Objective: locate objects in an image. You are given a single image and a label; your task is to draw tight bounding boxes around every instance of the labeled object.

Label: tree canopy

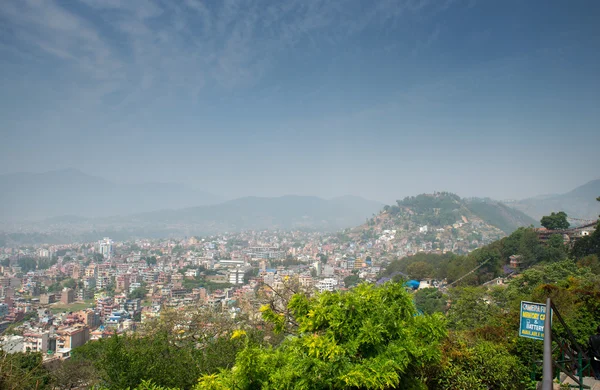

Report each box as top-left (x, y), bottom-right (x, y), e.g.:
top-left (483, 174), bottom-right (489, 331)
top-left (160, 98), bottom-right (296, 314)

top-left (540, 211), bottom-right (570, 230)
top-left (197, 283), bottom-right (446, 389)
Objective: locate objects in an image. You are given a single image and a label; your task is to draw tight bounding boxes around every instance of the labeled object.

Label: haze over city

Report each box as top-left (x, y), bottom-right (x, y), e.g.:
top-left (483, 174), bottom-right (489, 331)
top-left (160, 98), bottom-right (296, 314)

top-left (1, 0), bottom-right (599, 204)
top-left (2, 2), bottom-right (600, 389)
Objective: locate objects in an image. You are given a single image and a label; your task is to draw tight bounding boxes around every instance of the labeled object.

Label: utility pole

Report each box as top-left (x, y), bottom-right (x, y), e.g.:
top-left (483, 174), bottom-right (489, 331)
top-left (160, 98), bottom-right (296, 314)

top-left (542, 297), bottom-right (553, 390)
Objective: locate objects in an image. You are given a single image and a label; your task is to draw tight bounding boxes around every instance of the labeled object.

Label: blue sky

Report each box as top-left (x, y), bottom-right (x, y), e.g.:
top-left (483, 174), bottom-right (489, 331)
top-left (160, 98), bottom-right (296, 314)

top-left (1, 0), bottom-right (599, 203)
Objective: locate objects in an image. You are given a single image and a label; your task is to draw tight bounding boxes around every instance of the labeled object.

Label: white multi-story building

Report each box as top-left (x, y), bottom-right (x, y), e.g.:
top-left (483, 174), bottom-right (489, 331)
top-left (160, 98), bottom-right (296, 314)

top-left (245, 246), bottom-right (284, 260)
top-left (316, 278), bottom-right (338, 293)
top-left (98, 237), bottom-right (114, 259)
top-left (228, 269), bottom-right (245, 285)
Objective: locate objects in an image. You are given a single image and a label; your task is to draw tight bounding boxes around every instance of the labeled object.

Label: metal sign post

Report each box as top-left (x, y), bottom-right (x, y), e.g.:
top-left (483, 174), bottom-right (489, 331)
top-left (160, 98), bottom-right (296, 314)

top-left (542, 298), bottom-right (553, 390)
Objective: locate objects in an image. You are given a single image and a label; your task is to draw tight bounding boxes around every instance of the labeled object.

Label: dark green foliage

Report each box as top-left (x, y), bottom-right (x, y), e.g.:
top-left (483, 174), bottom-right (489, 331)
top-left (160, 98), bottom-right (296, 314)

top-left (571, 219), bottom-right (600, 260)
top-left (506, 260), bottom-right (587, 296)
top-left (414, 287), bottom-right (447, 315)
top-left (72, 330), bottom-right (246, 389)
top-left (406, 261), bottom-right (434, 280)
top-left (143, 256), bottom-right (158, 266)
top-left (466, 199), bottom-right (537, 234)
top-left (429, 335), bottom-right (534, 390)
top-left (243, 268), bottom-right (258, 283)
top-left (446, 287), bottom-right (501, 331)
top-left (129, 286), bottom-right (147, 300)
top-left (577, 254), bottom-right (600, 274)
top-left (397, 193), bottom-right (461, 227)
top-left (540, 211), bottom-right (570, 230)
top-left (318, 253), bottom-right (328, 263)
top-left (343, 274), bottom-right (360, 288)
top-left (37, 256), bottom-right (58, 270)
top-left (382, 252), bottom-right (454, 280)
top-left (49, 358), bottom-right (100, 389)
top-left (17, 256), bottom-right (37, 272)
top-left (384, 227), bottom-right (565, 286)
top-left (61, 278), bottom-right (76, 289)
top-left (0, 351), bottom-right (50, 390)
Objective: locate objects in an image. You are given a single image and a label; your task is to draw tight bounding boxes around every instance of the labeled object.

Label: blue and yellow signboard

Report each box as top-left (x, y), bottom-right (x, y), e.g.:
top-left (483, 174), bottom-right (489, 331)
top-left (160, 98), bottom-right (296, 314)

top-left (519, 301), bottom-right (550, 340)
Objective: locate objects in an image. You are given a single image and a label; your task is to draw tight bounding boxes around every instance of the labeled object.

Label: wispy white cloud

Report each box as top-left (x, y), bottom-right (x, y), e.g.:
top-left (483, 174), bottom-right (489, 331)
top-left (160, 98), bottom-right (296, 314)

top-left (0, 0), bottom-right (464, 127)
top-left (1, 0), bottom-right (122, 79)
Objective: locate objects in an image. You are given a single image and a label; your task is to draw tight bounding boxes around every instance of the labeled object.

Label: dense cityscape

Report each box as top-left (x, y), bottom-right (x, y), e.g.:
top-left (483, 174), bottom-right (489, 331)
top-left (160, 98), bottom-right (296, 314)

top-left (0, 211), bottom-right (495, 358)
top-left (2, 0), bottom-right (600, 388)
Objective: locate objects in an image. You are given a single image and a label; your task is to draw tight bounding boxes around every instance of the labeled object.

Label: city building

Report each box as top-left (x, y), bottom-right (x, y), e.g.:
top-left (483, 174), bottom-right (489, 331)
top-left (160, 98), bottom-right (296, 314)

top-left (23, 331), bottom-right (49, 353)
top-left (56, 326), bottom-right (90, 350)
top-left (116, 275), bottom-right (130, 293)
top-left (245, 246), bottom-right (284, 260)
top-left (228, 269), bottom-right (245, 285)
top-left (316, 278), bottom-right (338, 293)
top-left (98, 237), bottom-right (114, 259)
top-left (40, 294), bottom-right (57, 305)
top-left (60, 288), bottom-right (75, 304)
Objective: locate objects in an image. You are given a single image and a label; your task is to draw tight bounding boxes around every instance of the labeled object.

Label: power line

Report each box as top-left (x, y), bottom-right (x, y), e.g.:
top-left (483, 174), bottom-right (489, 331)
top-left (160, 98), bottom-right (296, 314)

top-left (447, 257), bottom-right (492, 287)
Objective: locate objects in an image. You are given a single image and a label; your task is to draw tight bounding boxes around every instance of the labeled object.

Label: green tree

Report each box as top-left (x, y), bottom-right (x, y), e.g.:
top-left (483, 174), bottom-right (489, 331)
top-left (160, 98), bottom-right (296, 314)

top-left (544, 234), bottom-right (568, 263)
top-left (50, 358), bottom-right (100, 389)
top-left (17, 257), bottom-right (37, 272)
top-left (405, 261), bottom-right (434, 280)
top-left (446, 287), bottom-right (501, 331)
top-left (577, 254), bottom-right (600, 274)
top-left (243, 268), bottom-right (258, 284)
top-left (414, 287), bottom-right (447, 315)
top-left (0, 351), bottom-right (51, 390)
top-left (428, 335), bottom-right (533, 390)
top-left (571, 199), bottom-right (600, 259)
top-left (198, 283), bottom-right (447, 389)
top-left (318, 253), bottom-right (328, 264)
top-left (343, 274), bottom-right (360, 288)
top-left (540, 211), bottom-right (570, 230)
top-left (129, 287), bottom-right (147, 300)
top-left (61, 278), bottom-right (76, 289)
top-left (72, 307), bottom-right (248, 389)
top-left (145, 256), bottom-right (157, 266)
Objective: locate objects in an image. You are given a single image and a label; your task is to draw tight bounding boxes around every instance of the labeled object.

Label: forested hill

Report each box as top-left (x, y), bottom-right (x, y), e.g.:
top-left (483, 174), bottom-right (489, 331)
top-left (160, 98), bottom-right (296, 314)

top-left (462, 197), bottom-right (538, 233)
top-left (381, 208), bottom-right (599, 287)
top-left (349, 192), bottom-right (536, 257)
top-left (387, 193), bottom-right (536, 234)
top-left (380, 227), bottom-right (570, 286)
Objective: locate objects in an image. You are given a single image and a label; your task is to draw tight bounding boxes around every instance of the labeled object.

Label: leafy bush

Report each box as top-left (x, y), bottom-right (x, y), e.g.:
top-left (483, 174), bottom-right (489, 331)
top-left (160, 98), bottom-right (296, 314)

top-left (197, 283), bottom-right (447, 389)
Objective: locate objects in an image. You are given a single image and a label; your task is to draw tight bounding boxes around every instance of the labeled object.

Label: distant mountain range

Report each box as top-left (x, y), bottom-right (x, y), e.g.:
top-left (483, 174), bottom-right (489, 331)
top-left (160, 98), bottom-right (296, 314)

top-left (0, 169), bottom-right (222, 221)
top-left (506, 179), bottom-right (600, 222)
top-left (99, 195), bottom-right (385, 234)
top-left (0, 169), bottom-right (597, 244)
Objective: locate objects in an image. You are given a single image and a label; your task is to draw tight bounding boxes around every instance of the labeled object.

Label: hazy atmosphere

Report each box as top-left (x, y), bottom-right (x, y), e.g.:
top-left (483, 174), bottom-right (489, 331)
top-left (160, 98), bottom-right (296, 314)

top-left (1, 0), bottom-right (599, 204)
top-left (2, 3), bottom-right (600, 388)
